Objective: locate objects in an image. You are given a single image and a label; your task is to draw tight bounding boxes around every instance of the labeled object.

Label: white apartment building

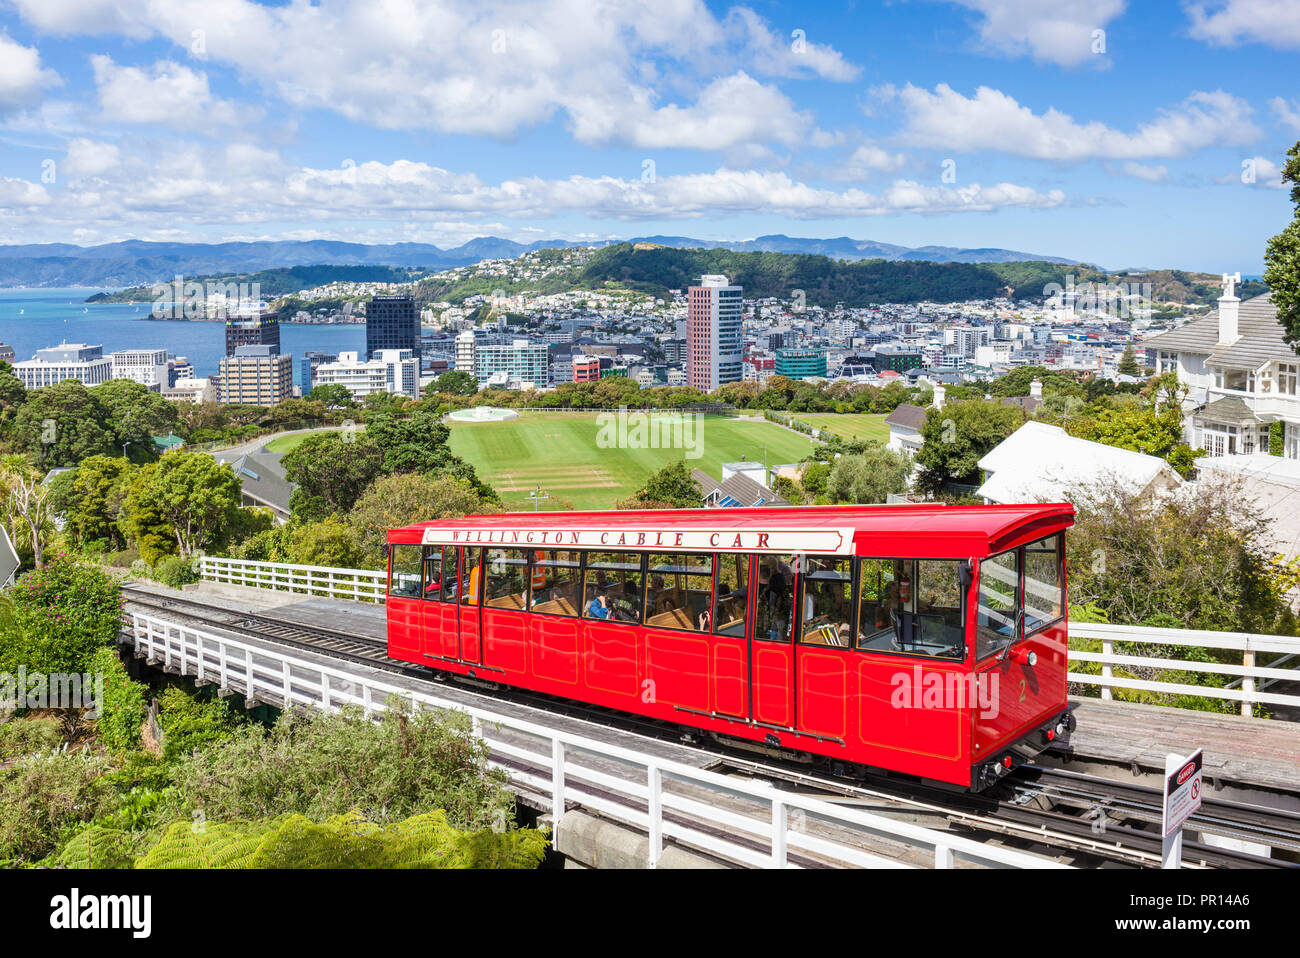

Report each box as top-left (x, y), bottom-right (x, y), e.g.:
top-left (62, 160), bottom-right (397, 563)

top-left (111, 348), bottom-right (169, 390)
top-left (163, 377), bottom-right (216, 404)
top-left (14, 343), bottom-right (114, 389)
top-left (944, 326), bottom-right (991, 358)
top-left (315, 349), bottom-right (419, 400)
top-left (1144, 278), bottom-right (1300, 459)
top-left (455, 330), bottom-right (477, 378)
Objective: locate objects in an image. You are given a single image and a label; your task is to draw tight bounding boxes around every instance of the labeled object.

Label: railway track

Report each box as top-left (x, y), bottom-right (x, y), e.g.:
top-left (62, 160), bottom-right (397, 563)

top-left (121, 584), bottom-right (1300, 869)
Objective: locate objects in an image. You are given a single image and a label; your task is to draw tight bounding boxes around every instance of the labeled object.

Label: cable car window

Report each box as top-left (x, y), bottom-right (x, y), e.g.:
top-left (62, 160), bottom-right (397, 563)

top-left (857, 558), bottom-right (963, 659)
top-left (388, 545), bottom-right (422, 598)
top-left (440, 546), bottom-right (458, 602)
top-left (1023, 535), bottom-right (1063, 633)
top-left (421, 546), bottom-right (443, 601)
top-left (713, 553), bottom-right (749, 637)
top-left (582, 551), bottom-right (643, 622)
top-left (754, 554), bottom-right (796, 643)
top-left (459, 547), bottom-right (483, 606)
top-left (485, 549), bottom-right (529, 609)
top-left (799, 556), bottom-right (853, 647)
top-left (530, 550), bottom-right (581, 617)
top-left (977, 549), bottom-right (1021, 659)
top-left (645, 553), bottom-right (713, 632)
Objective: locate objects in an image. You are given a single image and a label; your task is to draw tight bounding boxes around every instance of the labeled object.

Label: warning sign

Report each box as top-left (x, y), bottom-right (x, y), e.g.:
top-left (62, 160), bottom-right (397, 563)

top-left (1162, 749), bottom-right (1203, 838)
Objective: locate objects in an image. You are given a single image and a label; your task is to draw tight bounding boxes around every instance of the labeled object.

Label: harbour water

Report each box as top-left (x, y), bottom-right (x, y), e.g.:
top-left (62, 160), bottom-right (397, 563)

top-left (0, 288), bottom-right (367, 379)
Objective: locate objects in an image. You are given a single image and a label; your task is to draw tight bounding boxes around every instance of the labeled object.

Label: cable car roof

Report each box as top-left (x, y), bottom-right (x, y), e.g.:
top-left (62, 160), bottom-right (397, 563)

top-left (389, 503), bottom-right (1075, 559)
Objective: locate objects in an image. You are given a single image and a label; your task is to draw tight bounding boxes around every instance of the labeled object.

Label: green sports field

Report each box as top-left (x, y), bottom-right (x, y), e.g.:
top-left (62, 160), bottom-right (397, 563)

top-left (263, 430), bottom-right (341, 454)
top-left (447, 412), bottom-right (816, 510)
top-left (787, 413), bottom-right (889, 443)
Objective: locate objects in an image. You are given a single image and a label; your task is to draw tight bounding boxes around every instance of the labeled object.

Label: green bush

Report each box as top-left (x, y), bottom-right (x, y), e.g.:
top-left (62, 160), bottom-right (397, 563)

top-left (135, 811), bottom-right (547, 869)
top-left (89, 646), bottom-right (147, 754)
top-left (166, 701), bottom-right (513, 831)
top-left (0, 749), bottom-right (115, 864)
top-left (156, 687), bottom-right (245, 762)
top-left (0, 717), bottom-right (62, 761)
top-left (152, 555), bottom-right (199, 589)
top-left (107, 548), bottom-right (141, 568)
top-left (1, 556), bottom-right (122, 676)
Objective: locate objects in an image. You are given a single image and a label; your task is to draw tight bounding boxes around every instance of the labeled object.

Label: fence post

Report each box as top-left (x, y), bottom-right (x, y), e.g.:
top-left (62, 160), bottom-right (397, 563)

top-left (551, 738), bottom-right (565, 820)
top-left (282, 660), bottom-right (292, 708)
top-left (935, 844), bottom-right (955, 868)
top-left (1241, 648), bottom-right (1255, 719)
top-left (647, 764), bottom-right (663, 868)
top-left (771, 799), bottom-right (788, 868)
top-left (1101, 637), bottom-right (1113, 701)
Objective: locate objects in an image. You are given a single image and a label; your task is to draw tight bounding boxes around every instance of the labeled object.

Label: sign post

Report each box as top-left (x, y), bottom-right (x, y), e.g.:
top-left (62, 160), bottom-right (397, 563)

top-left (1161, 748), bottom-right (1203, 869)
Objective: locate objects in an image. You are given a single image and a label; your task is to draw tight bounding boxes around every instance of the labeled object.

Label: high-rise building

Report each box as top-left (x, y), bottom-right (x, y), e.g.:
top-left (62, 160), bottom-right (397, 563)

top-left (297, 351), bottom-right (338, 395)
top-left (366, 295), bottom-right (420, 363)
top-left (455, 330), bottom-right (477, 378)
top-left (110, 348), bottom-right (170, 390)
top-left (376, 348), bottom-right (419, 399)
top-left (474, 340), bottom-right (548, 389)
top-left (775, 348), bottom-right (827, 380)
top-left (217, 345), bottom-right (293, 406)
top-left (15, 344), bottom-right (114, 389)
top-left (686, 274), bottom-right (743, 393)
top-left (225, 312), bottom-right (281, 356)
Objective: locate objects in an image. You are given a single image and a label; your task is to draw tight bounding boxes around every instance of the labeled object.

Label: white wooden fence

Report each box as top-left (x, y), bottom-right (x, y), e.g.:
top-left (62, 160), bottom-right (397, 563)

top-left (122, 610), bottom-right (1063, 870)
top-left (1068, 622), bottom-right (1300, 718)
top-left (197, 558), bottom-right (1300, 718)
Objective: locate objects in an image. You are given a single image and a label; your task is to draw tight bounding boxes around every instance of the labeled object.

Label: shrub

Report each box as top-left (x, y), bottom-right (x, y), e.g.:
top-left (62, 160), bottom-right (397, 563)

top-left (1, 555), bottom-right (121, 676)
top-left (89, 646), bottom-right (147, 754)
top-left (156, 687), bottom-right (245, 762)
top-left (166, 701), bottom-right (513, 831)
top-left (0, 749), bottom-right (115, 864)
top-left (152, 555), bottom-right (199, 589)
top-left (0, 717), bottom-right (62, 761)
top-left (135, 811), bottom-right (547, 869)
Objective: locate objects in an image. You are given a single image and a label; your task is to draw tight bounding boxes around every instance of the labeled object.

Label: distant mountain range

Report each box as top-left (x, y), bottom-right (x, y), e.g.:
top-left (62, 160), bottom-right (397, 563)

top-left (0, 235), bottom-right (1083, 289)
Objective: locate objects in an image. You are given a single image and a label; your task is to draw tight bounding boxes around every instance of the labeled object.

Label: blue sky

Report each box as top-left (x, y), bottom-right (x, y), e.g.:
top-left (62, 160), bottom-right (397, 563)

top-left (0, 0), bottom-right (1297, 272)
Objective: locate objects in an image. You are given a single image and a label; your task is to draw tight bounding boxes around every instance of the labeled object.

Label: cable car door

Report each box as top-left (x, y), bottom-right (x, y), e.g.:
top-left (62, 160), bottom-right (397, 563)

top-left (457, 547), bottom-right (483, 665)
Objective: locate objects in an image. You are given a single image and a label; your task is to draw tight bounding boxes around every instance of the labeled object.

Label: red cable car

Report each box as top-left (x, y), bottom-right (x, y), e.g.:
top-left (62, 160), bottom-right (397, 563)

top-left (385, 503), bottom-right (1075, 789)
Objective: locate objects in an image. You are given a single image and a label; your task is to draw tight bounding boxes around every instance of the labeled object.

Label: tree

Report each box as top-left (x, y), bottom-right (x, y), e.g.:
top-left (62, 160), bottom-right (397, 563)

top-left (282, 433), bottom-right (385, 520)
top-left (1263, 139), bottom-right (1300, 352)
top-left (91, 379), bottom-right (180, 457)
top-left (12, 380), bottom-right (114, 467)
top-left (0, 456), bottom-right (56, 567)
top-left (618, 460), bottom-right (702, 509)
top-left (913, 401), bottom-right (1024, 497)
top-left (66, 455), bottom-right (134, 548)
top-left (1067, 474), bottom-right (1288, 633)
top-left (826, 447), bottom-right (912, 504)
top-left (308, 384), bottom-right (356, 409)
top-left (364, 410), bottom-right (494, 497)
top-left (287, 517), bottom-right (369, 569)
top-left (120, 463), bottom-right (178, 564)
top-left (429, 370), bottom-right (478, 397)
top-left (349, 473), bottom-right (499, 557)
top-left (1117, 345), bottom-right (1140, 377)
top-left (134, 452), bottom-right (242, 556)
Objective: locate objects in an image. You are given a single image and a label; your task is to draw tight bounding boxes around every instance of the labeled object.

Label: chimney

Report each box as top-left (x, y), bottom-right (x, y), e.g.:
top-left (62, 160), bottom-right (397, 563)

top-left (1217, 271), bottom-right (1241, 345)
top-left (1029, 378), bottom-right (1043, 400)
top-left (933, 384), bottom-right (945, 409)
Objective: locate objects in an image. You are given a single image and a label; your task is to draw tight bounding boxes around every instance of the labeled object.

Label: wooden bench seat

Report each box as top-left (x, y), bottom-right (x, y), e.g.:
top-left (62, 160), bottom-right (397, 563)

top-left (486, 592), bottom-right (526, 610)
top-left (646, 607), bottom-right (696, 631)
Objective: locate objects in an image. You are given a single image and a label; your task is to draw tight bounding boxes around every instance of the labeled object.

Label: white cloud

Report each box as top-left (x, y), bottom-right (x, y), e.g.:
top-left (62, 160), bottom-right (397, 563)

top-left (887, 84), bottom-right (1259, 160)
top-left (948, 0), bottom-right (1126, 67)
top-left (1221, 155), bottom-right (1292, 189)
top-left (1117, 161), bottom-right (1170, 182)
top-left (63, 138), bottom-right (121, 177)
top-left (1187, 0), bottom-right (1300, 49)
top-left (825, 142), bottom-right (910, 180)
top-left (0, 32), bottom-right (60, 113)
top-left (1271, 96), bottom-right (1300, 134)
top-left (91, 56), bottom-right (249, 130)
top-left (8, 0), bottom-right (854, 152)
top-left (0, 143), bottom-right (1069, 242)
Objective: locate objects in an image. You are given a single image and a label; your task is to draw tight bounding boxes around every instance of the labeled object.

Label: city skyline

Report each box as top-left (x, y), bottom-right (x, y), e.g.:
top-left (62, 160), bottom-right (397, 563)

top-left (0, 1), bottom-right (1296, 273)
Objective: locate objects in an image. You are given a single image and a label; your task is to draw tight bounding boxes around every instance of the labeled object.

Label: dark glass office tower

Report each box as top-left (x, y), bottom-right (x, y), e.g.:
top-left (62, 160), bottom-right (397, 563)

top-left (225, 312), bottom-right (281, 356)
top-left (366, 295), bottom-right (420, 362)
